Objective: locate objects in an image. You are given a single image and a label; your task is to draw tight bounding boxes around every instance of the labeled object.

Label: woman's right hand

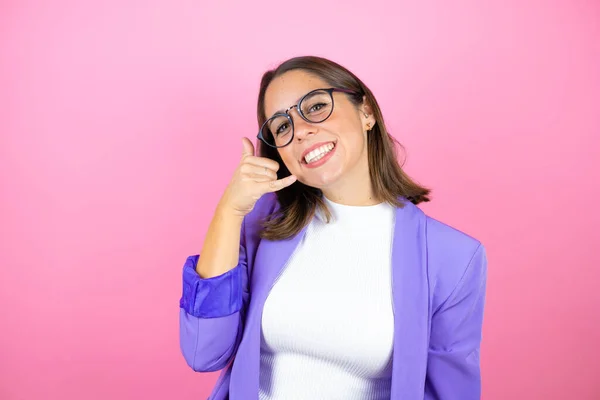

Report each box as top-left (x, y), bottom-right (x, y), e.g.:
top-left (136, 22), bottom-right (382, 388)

top-left (218, 137), bottom-right (297, 218)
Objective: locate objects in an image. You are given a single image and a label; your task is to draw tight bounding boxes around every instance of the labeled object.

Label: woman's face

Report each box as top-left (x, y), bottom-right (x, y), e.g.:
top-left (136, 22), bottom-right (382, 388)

top-left (263, 70), bottom-right (374, 191)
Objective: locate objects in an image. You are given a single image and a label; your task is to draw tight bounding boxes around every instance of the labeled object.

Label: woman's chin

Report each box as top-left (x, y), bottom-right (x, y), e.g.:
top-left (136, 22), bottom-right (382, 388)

top-left (300, 167), bottom-right (344, 190)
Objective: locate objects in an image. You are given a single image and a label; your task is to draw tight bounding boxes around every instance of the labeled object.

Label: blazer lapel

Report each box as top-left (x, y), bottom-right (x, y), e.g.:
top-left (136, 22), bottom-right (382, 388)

top-left (231, 222), bottom-right (308, 399)
top-left (390, 201), bottom-right (430, 399)
top-left (252, 226), bottom-right (308, 294)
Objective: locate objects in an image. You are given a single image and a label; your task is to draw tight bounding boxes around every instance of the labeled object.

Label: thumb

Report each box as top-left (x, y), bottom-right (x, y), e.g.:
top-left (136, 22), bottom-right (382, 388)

top-left (241, 137), bottom-right (255, 157)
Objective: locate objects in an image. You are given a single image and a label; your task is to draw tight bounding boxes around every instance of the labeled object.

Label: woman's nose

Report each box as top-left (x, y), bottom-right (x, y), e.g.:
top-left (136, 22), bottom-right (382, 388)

top-left (289, 110), bottom-right (317, 142)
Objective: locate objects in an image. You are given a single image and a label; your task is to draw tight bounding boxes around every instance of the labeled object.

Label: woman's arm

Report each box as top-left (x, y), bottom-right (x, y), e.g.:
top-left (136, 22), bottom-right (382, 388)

top-left (178, 208), bottom-right (251, 372)
top-left (178, 138), bottom-right (293, 372)
top-left (425, 244), bottom-right (488, 400)
top-left (195, 205), bottom-right (244, 279)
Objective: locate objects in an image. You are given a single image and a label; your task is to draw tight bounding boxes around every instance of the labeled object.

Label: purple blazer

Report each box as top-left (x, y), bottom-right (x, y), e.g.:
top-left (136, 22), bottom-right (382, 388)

top-left (179, 193), bottom-right (487, 400)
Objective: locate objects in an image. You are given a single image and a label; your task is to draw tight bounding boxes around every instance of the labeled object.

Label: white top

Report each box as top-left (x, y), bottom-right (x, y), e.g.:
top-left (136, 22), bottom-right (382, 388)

top-left (259, 196), bottom-right (396, 400)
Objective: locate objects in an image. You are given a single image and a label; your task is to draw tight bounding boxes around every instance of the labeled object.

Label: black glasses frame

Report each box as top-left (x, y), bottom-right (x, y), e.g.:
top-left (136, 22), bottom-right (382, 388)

top-left (257, 87), bottom-right (359, 148)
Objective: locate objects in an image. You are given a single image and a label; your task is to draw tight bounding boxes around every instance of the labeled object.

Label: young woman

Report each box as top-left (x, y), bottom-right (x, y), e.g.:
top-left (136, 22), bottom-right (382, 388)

top-left (179, 56), bottom-right (487, 400)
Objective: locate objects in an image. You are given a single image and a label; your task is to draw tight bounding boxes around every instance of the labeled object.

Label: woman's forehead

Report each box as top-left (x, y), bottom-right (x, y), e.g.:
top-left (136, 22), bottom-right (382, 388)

top-left (264, 70), bottom-right (328, 116)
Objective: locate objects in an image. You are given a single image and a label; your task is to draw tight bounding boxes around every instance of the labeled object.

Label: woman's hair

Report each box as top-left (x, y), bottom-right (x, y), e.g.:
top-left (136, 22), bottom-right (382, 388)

top-left (256, 55), bottom-right (430, 240)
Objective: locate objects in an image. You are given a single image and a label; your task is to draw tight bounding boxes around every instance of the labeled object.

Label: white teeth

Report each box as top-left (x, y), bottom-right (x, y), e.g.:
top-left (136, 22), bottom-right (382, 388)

top-left (304, 143), bottom-right (335, 164)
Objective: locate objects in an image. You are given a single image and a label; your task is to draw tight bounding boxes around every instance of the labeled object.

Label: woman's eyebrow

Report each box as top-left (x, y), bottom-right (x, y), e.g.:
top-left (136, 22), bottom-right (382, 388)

top-left (268, 92), bottom-right (307, 118)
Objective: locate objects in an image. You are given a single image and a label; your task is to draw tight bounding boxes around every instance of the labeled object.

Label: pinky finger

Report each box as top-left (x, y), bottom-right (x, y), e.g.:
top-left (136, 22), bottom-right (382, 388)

top-left (260, 175), bottom-right (297, 193)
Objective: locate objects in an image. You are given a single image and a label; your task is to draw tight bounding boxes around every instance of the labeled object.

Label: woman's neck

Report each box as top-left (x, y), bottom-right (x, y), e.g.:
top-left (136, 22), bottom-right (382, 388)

top-left (321, 163), bottom-right (378, 206)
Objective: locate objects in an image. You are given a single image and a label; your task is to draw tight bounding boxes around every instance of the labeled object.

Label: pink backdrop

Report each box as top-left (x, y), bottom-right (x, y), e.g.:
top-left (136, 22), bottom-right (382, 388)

top-left (1, 1), bottom-right (599, 399)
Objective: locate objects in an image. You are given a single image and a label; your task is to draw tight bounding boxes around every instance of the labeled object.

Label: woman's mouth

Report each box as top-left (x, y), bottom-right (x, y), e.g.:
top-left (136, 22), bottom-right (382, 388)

top-left (302, 142), bottom-right (337, 168)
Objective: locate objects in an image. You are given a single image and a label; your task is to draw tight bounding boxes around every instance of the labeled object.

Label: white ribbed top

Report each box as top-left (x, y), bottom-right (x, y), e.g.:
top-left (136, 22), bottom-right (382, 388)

top-left (259, 197), bottom-right (396, 400)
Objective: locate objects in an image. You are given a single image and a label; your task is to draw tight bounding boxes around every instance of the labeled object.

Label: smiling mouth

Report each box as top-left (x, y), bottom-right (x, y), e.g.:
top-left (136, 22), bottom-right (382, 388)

top-left (302, 142), bottom-right (336, 164)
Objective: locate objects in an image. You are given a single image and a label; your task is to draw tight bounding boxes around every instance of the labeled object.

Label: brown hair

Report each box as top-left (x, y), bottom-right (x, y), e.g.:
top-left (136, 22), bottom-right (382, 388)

top-left (256, 56), bottom-right (430, 240)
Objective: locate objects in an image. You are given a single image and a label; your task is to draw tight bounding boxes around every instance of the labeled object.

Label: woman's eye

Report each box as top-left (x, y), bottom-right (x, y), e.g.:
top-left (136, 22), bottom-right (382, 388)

top-left (276, 123), bottom-right (289, 135)
top-left (308, 103), bottom-right (325, 113)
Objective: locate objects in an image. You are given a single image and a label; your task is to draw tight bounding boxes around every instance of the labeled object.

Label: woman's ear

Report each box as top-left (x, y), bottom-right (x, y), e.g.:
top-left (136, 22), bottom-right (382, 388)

top-left (360, 95), bottom-right (376, 131)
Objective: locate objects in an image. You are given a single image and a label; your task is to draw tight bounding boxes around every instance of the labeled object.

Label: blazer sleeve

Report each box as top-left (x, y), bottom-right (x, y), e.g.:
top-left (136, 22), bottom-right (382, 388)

top-left (425, 243), bottom-right (488, 400)
top-left (178, 216), bottom-right (251, 372)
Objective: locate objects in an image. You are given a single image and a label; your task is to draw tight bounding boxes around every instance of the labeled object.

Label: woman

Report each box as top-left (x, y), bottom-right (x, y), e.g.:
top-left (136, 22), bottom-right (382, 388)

top-left (179, 56), bottom-right (487, 400)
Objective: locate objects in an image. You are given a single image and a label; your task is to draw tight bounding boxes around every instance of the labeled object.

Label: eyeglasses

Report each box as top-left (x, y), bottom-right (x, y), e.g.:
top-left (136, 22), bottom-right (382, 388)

top-left (257, 87), bottom-right (359, 148)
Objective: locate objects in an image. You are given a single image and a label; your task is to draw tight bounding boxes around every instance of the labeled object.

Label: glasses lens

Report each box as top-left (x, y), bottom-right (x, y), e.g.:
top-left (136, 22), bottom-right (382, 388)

top-left (261, 114), bottom-right (293, 147)
top-left (300, 90), bottom-right (333, 123)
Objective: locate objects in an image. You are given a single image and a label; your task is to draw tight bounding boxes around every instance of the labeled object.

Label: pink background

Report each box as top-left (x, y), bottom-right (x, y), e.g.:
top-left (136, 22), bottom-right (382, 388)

top-left (1, 1), bottom-right (599, 399)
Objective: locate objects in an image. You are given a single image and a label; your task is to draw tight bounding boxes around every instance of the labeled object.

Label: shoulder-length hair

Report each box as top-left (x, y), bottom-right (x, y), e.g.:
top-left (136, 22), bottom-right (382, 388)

top-left (256, 56), bottom-right (430, 241)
